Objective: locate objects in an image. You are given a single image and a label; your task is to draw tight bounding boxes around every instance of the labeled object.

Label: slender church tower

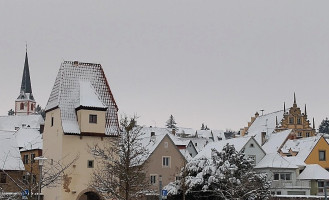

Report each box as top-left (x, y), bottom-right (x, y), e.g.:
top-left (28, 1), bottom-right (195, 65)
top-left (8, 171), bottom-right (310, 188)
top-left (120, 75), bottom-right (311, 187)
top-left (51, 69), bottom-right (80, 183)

top-left (15, 50), bottom-right (36, 115)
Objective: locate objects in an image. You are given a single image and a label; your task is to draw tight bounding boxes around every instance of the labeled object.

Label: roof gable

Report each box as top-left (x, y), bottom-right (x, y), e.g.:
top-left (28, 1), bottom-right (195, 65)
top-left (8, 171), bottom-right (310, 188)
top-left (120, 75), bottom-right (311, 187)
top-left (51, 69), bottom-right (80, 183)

top-left (0, 132), bottom-right (25, 170)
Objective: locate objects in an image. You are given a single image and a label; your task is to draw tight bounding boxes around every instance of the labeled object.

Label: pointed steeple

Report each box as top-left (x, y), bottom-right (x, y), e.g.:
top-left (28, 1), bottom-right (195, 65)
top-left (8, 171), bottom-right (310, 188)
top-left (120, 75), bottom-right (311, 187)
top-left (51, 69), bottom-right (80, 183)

top-left (20, 51), bottom-right (32, 94)
top-left (304, 104), bottom-right (307, 115)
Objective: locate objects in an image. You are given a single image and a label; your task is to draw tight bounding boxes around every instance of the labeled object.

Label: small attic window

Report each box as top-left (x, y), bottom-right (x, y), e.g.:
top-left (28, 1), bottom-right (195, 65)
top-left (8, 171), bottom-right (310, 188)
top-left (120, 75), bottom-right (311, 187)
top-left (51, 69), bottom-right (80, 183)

top-left (151, 132), bottom-right (155, 137)
top-left (89, 114), bottom-right (97, 124)
top-left (250, 143), bottom-right (254, 148)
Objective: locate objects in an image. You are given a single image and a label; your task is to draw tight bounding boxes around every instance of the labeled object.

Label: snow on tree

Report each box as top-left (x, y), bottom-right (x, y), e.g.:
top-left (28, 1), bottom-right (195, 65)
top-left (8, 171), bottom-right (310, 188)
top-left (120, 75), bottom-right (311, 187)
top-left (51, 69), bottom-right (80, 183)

top-left (165, 144), bottom-right (271, 200)
top-left (201, 123), bottom-right (205, 130)
top-left (89, 116), bottom-right (149, 200)
top-left (166, 115), bottom-right (177, 131)
top-left (319, 117), bottom-right (329, 134)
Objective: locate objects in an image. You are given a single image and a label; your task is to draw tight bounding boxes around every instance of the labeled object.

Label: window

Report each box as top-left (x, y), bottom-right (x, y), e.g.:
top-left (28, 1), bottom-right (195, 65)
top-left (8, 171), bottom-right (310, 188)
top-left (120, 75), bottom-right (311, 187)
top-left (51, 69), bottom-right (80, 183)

top-left (317, 181), bottom-right (329, 193)
top-left (248, 155), bottom-right (256, 165)
top-left (51, 116), bottom-right (54, 127)
top-left (195, 143), bottom-right (197, 147)
top-left (319, 150), bottom-right (326, 161)
top-left (31, 104), bottom-right (34, 111)
top-left (0, 173), bottom-right (6, 183)
top-left (150, 175), bottom-right (157, 184)
top-left (297, 118), bottom-right (301, 124)
top-left (273, 173), bottom-right (291, 181)
top-left (87, 160), bottom-right (94, 168)
top-left (289, 117), bottom-right (294, 124)
top-left (276, 191), bottom-right (281, 195)
top-left (20, 103), bottom-right (24, 110)
top-left (250, 143), bottom-right (254, 148)
top-left (162, 157), bottom-right (170, 167)
top-left (297, 132), bottom-right (302, 138)
top-left (31, 154), bottom-right (35, 163)
top-left (23, 155), bottom-right (29, 164)
top-left (164, 142), bottom-right (168, 148)
top-left (306, 132), bottom-right (310, 137)
top-left (274, 173), bottom-right (279, 180)
top-left (89, 114), bottom-right (97, 124)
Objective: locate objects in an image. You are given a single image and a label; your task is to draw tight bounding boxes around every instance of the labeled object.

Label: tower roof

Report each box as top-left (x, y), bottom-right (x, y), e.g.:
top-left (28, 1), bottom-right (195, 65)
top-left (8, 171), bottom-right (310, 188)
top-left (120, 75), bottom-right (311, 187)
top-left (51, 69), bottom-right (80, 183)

top-left (20, 51), bottom-right (32, 94)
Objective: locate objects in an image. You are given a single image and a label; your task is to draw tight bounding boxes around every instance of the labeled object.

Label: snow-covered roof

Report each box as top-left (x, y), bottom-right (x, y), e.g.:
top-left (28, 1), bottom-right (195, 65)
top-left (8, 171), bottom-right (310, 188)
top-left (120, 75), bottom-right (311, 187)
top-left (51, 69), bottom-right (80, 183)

top-left (0, 115), bottom-right (44, 131)
top-left (140, 126), bottom-right (187, 147)
top-left (280, 135), bottom-right (321, 162)
top-left (195, 130), bottom-right (226, 142)
top-left (246, 110), bottom-right (284, 145)
top-left (262, 129), bottom-right (292, 154)
top-left (194, 137), bottom-right (251, 160)
top-left (0, 131), bottom-right (25, 170)
top-left (298, 164), bottom-right (329, 180)
top-left (45, 61), bottom-right (119, 135)
top-left (254, 153), bottom-right (298, 169)
top-left (76, 80), bottom-right (107, 109)
top-left (14, 128), bottom-right (42, 151)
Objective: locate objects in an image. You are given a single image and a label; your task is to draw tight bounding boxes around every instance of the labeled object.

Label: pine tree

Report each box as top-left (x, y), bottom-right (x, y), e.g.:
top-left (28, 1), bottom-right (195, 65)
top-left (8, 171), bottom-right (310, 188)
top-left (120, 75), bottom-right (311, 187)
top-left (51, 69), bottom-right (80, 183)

top-left (35, 104), bottom-right (46, 119)
top-left (166, 115), bottom-right (177, 130)
top-left (201, 123), bottom-right (205, 130)
top-left (7, 109), bottom-right (14, 116)
top-left (165, 144), bottom-right (271, 200)
top-left (319, 118), bottom-right (329, 134)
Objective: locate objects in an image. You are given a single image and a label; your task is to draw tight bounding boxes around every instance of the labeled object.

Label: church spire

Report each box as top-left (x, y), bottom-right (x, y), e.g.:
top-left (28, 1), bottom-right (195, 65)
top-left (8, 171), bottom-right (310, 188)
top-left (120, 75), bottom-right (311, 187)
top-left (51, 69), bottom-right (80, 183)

top-left (304, 104), bottom-right (307, 115)
top-left (284, 102), bottom-right (286, 113)
top-left (20, 50), bottom-right (33, 94)
top-left (313, 118), bottom-right (315, 129)
top-left (293, 92), bottom-right (296, 105)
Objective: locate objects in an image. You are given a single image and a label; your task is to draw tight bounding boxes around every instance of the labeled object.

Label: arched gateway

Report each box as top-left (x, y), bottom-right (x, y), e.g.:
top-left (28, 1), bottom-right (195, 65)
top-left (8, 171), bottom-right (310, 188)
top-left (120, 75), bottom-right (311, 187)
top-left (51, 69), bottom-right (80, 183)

top-left (76, 189), bottom-right (103, 200)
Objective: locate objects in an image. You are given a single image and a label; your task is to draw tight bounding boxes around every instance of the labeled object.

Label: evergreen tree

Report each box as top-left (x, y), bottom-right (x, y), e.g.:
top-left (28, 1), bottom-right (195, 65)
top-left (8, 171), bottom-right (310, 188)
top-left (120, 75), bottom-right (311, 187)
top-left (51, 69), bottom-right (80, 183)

top-left (319, 118), bottom-right (329, 134)
top-left (166, 115), bottom-right (177, 130)
top-left (165, 144), bottom-right (271, 200)
top-left (201, 123), bottom-right (205, 130)
top-left (35, 104), bottom-right (46, 119)
top-left (7, 109), bottom-right (14, 116)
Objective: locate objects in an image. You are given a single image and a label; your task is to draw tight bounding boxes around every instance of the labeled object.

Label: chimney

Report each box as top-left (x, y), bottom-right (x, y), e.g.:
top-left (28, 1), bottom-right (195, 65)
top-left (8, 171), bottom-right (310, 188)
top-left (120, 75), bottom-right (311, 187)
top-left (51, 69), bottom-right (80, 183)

top-left (261, 132), bottom-right (266, 145)
top-left (172, 129), bottom-right (176, 136)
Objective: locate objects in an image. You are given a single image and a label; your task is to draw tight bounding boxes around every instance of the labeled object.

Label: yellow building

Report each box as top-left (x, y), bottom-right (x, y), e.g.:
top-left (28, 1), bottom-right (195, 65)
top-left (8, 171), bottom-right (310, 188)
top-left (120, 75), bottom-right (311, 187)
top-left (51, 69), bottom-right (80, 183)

top-left (275, 93), bottom-right (316, 138)
top-left (43, 61), bottom-right (119, 200)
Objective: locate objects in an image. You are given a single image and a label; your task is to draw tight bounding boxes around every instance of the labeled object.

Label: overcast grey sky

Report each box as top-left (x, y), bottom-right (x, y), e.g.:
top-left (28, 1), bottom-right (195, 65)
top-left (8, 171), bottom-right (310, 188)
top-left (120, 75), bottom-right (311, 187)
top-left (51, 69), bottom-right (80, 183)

top-left (1, 1), bottom-right (329, 131)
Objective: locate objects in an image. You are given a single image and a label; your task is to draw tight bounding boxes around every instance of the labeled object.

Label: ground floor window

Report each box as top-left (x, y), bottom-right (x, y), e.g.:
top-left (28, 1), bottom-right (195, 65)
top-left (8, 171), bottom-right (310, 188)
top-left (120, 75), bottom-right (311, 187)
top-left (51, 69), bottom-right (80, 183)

top-left (150, 175), bottom-right (157, 184)
top-left (0, 173), bottom-right (6, 183)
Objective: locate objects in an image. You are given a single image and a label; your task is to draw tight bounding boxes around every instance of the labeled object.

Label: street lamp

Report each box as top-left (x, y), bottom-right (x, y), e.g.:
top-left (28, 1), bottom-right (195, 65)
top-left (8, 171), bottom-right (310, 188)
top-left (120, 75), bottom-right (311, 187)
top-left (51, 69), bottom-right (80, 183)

top-left (159, 175), bottom-right (162, 200)
top-left (34, 156), bottom-right (47, 200)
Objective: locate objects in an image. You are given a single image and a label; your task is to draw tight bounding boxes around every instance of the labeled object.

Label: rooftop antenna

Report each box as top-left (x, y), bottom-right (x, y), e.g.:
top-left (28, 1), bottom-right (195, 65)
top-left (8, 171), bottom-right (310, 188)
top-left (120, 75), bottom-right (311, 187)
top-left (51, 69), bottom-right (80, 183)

top-left (260, 109), bottom-right (264, 116)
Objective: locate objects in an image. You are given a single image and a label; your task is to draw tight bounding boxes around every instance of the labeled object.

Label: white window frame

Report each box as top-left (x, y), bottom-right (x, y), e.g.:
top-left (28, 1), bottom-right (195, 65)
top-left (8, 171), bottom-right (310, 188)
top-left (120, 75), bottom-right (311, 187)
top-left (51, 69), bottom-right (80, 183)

top-left (150, 174), bottom-right (157, 185)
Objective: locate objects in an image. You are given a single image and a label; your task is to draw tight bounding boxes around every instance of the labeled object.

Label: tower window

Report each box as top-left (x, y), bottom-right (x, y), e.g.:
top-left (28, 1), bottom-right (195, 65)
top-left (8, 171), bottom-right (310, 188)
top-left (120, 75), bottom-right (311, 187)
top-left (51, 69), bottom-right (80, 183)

top-left (297, 118), bottom-right (301, 124)
top-left (87, 160), bottom-right (94, 168)
top-left (89, 114), bottom-right (97, 124)
top-left (20, 103), bottom-right (24, 110)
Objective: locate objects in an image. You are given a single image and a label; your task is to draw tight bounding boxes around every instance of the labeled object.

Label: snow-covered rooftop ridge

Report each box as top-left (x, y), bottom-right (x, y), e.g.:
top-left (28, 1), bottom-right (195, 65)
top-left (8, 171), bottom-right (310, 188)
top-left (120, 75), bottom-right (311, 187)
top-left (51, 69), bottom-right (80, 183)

top-left (138, 133), bottom-right (167, 163)
top-left (76, 80), bottom-right (107, 109)
top-left (262, 129), bottom-right (292, 154)
top-left (298, 164), bottom-right (329, 180)
top-left (254, 153), bottom-right (298, 169)
top-left (0, 131), bottom-right (25, 171)
top-left (194, 136), bottom-right (251, 160)
top-left (246, 110), bottom-right (284, 145)
top-left (14, 127), bottom-right (43, 151)
top-left (0, 114), bottom-right (44, 132)
top-left (281, 135), bottom-right (322, 161)
top-left (45, 61), bottom-right (119, 135)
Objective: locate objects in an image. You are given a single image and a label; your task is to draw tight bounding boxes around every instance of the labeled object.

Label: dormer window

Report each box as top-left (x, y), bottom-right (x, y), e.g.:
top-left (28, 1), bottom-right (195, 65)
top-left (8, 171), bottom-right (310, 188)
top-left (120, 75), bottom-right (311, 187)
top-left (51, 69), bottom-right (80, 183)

top-left (297, 118), bottom-right (301, 124)
top-left (20, 103), bottom-right (24, 110)
top-left (289, 117), bottom-right (294, 124)
top-left (89, 114), bottom-right (97, 124)
top-left (31, 104), bottom-right (34, 111)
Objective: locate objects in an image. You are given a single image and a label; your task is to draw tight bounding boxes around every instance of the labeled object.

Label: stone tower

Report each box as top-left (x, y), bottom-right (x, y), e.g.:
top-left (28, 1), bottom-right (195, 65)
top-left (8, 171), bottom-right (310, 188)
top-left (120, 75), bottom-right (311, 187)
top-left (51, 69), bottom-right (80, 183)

top-left (15, 50), bottom-right (36, 115)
